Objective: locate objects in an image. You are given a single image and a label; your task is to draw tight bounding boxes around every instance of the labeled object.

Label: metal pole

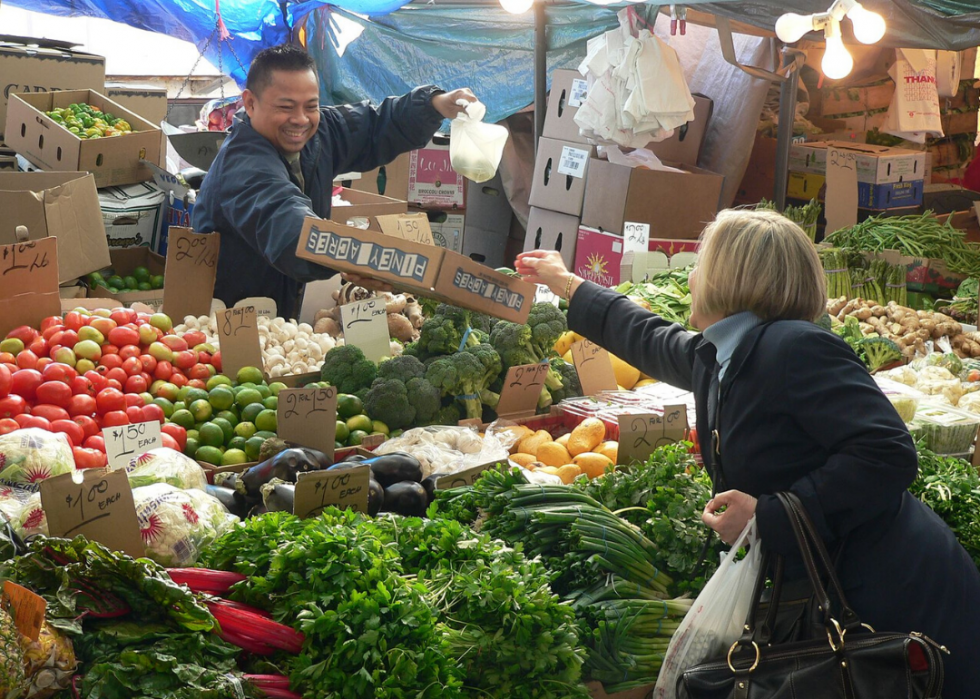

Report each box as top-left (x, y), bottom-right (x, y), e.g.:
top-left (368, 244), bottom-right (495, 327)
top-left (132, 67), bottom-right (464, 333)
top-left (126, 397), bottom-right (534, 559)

top-left (534, 0), bottom-right (547, 155)
top-left (774, 48), bottom-right (803, 211)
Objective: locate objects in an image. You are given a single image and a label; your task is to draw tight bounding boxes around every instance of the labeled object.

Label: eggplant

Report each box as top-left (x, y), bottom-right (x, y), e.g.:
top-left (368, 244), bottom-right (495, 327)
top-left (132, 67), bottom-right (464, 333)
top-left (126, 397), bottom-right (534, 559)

top-left (342, 454), bottom-right (369, 463)
top-left (240, 449), bottom-right (320, 498)
top-left (206, 484), bottom-right (250, 519)
top-left (361, 452), bottom-right (422, 488)
top-left (368, 479), bottom-right (384, 516)
top-left (326, 462), bottom-right (363, 472)
top-left (381, 481), bottom-right (428, 517)
top-left (299, 447), bottom-right (333, 469)
top-left (420, 475), bottom-right (440, 506)
top-left (247, 503), bottom-right (269, 518)
top-left (261, 481), bottom-right (295, 513)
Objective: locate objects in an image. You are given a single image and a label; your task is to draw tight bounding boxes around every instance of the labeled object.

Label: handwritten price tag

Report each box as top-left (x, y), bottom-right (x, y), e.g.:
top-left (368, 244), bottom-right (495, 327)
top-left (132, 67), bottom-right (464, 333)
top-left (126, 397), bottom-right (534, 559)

top-left (163, 228), bottom-right (220, 323)
top-left (2, 581), bottom-right (46, 641)
top-left (40, 469), bottom-right (143, 558)
top-left (496, 363), bottom-right (550, 418)
top-left (293, 464), bottom-right (370, 518)
top-left (278, 387), bottom-right (338, 458)
top-left (103, 421), bottom-right (163, 471)
top-left (0, 237), bottom-right (60, 339)
top-left (617, 405), bottom-right (688, 464)
top-left (570, 339), bottom-right (618, 395)
top-left (825, 147), bottom-right (858, 235)
top-left (435, 461), bottom-right (501, 490)
top-left (340, 297), bottom-right (390, 363)
top-left (217, 306), bottom-right (263, 380)
top-left (623, 222), bottom-right (651, 254)
top-left (377, 213), bottom-right (435, 246)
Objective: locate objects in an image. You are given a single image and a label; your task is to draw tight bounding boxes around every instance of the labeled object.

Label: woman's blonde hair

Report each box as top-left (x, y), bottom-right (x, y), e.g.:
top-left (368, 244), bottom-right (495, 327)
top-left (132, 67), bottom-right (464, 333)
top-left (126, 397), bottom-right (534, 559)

top-left (691, 209), bottom-right (826, 322)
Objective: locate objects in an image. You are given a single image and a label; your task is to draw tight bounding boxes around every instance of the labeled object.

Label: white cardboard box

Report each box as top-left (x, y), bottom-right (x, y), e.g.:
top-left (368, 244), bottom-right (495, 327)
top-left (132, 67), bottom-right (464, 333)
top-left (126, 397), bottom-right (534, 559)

top-left (98, 181), bottom-right (166, 250)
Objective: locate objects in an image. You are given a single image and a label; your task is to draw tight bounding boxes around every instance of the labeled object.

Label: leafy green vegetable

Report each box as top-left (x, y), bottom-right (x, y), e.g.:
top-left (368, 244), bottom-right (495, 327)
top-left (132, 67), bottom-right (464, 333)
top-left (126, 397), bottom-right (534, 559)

top-left (911, 444), bottom-right (980, 569)
top-left (615, 268), bottom-right (693, 329)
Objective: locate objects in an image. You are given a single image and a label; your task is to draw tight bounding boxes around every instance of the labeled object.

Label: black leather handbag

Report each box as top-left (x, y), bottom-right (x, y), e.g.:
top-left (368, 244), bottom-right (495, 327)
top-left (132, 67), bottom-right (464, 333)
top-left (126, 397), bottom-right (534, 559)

top-left (678, 492), bottom-right (948, 699)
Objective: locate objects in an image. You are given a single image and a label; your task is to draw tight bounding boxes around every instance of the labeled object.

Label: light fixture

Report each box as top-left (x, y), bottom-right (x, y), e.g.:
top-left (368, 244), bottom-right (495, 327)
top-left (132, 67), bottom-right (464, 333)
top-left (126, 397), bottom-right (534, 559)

top-left (775, 13), bottom-right (816, 43)
top-left (846, 4), bottom-right (886, 44)
top-left (499, 0), bottom-right (533, 14)
top-left (821, 20), bottom-right (854, 80)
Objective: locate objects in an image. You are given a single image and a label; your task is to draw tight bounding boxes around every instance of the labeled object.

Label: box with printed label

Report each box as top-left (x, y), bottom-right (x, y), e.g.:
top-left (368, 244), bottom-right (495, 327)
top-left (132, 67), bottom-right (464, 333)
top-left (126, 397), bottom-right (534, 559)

top-left (524, 207), bottom-right (580, 267)
top-left (0, 36), bottom-right (106, 144)
top-left (0, 171), bottom-right (110, 283)
top-left (407, 139), bottom-right (466, 209)
top-left (427, 212), bottom-right (465, 253)
top-left (331, 188), bottom-right (407, 231)
top-left (105, 84), bottom-right (167, 127)
top-left (573, 226), bottom-right (624, 288)
top-left (581, 158), bottom-right (723, 240)
top-left (787, 171), bottom-right (924, 210)
top-left (296, 216), bottom-right (534, 324)
top-left (336, 152), bottom-right (411, 202)
top-left (158, 195), bottom-right (195, 257)
top-left (543, 69), bottom-right (590, 145)
top-left (99, 181), bottom-right (166, 250)
top-left (5, 89), bottom-right (162, 187)
top-left (528, 138), bottom-right (595, 217)
top-left (789, 141), bottom-right (926, 185)
top-left (89, 246), bottom-right (166, 307)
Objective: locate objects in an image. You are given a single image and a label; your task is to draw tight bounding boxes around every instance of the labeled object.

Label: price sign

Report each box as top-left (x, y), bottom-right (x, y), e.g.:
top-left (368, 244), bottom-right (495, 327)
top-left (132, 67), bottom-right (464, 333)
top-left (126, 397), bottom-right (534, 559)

top-left (293, 464), bottom-right (370, 518)
top-left (825, 147), bottom-right (859, 235)
top-left (163, 228), bottom-right (220, 323)
top-left (103, 421), bottom-right (163, 471)
top-left (2, 581), bottom-right (46, 641)
top-left (557, 146), bottom-right (589, 179)
top-left (570, 339), bottom-right (619, 395)
top-left (623, 222), bottom-right (651, 254)
top-left (0, 237), bottom-right (60, 339)
top-left (617, 405), bottom-right (688, 464)
top-left (277, 387), bottom-right (338, 458)
top-left (534, 284), bottom-right (561, 307)
top-left (496, 363), bottom-right (550, 418)
top-left (340, 297), bottom-right (390, 363)
top-left (377, 213), bottom-right (435, 246)
top-left (236, 297), bottom-right (277, 318)
top-left (40, 468), bottom-right (143, 558)
top-left (435, 461), bottom-right (501, 490)
top-left (217, 306), bottom-right (263, 380)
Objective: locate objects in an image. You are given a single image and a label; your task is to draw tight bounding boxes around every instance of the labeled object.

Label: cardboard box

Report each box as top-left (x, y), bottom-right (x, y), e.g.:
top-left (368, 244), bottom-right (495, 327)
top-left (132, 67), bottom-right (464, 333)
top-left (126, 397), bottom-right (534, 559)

top-left (5, 89), bottom-right (162, 187)
top-left (575, 227), bottom-right (699, 287)
top-left (407, 139), bottom-right (466, 209)
top-left (337, 152), bottom-right (410, 202)
top-left (296, 216), bottom-right (535, 323)
top-left (787, 171), bottom-right (924, 210)
top-left (105, 84), bottom-right (167, 126)
top-left (331, 188), bottom-right (407, 231)
top-left (734, 135), bottom-right (778, 206)
top-left (543, 69), bottom-right (590, 144)
top-left (89, 247), bottom-right (166, 306)
top-left (789, 141), bottom-right (926, 185)
top-left (524, 207), bottom-right (580, 267)
top-left (581, 158), bottom-right (724, 240)
top-left (647, 94), bottom-right (713, 167)
top-left (99, 181), bottom-right (166, 250)
top-left (158, 195), bottom-right (194, 257)
top-left (465, 172), bottom-right (513, 237)
top-left (426, 211), bottom-right (465, 253)
top-left (529, 137), bottom-right (595, 217)
top-left (0, 171), bottom-right (110, 283)
top-left (0, 36), bottom-right (106, 143)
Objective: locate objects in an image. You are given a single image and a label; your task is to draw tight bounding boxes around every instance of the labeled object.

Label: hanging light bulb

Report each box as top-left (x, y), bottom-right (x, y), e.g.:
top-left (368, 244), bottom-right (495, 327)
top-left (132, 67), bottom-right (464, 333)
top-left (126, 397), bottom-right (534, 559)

top-left (499, 0), bottom-right (533, 14)
top-left (775, 12), bottom-right (816, 43)
top-left (846, 3), bottom-right (886, 44)
top-left (822, 19), bottom-right (854, 79)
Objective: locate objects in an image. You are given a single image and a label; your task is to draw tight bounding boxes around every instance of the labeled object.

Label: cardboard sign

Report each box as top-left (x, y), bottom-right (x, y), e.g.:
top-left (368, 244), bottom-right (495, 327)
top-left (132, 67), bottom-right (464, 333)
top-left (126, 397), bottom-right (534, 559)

top-left (534, 284), bottom-right (561, 307)
top-left (617, 405), bottom-right (688, 464)
top-left (340, 298), bottom-right (390, 363)
top-left (496, 363), bottom-right (550, 419)
top-left (277, 387), bottom-right (338, 458)
top-left (103, 421), bottom-right (163, 471)
top-left (163, 228), bottom-right (220, 324)
top-left (2, 581), bottom-right (45, 641)
top-left (570, 339), bottom-right (619, 395)
top-left (217, 306), bottom-right (262, 380)
top-left (0, 236), bottom-right (60, 339)
top-left (825, 146), bottom-right (859, 235)
top-left (236, 297), bottom-right (277, 318)
top-left (40, 468), bottom-right (143, 558)
top-left (623, 222), bottom-right (651, 254)
top-left (377, 213), bottom-right (435, 246)
top-left (293, 464), bottom-right (370, 518)
top-left (435, 461), bottom-right (500, 490)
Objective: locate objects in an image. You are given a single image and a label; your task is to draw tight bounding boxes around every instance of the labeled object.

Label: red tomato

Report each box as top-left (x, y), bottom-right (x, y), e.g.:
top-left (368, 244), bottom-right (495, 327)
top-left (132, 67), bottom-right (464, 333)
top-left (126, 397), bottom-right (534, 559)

top-left (198, 351), bottom-right (213, 365)
top-left (121, 356), bottom-right (142, 377)
top-left (71, 376), bottom-right (95, 397)
top-left (187, 379), bottom-right (206, 390)
top-left (105, 367), bottom-right (128, 386)
top-left (72, 446), bottom-right (107, 469)
top-left (84, 435), bottom-right (106, 452)
top-left (42, 363), bottom-right (77, 385)
top-left (153, 361), bottom-right (173, 381)
top-left (10, 369), bottom-right (42, 401)
top-left (161, 335), bottom-right (188, 352)
top-left (110, 309), bottom-right (137, 326)
top-left (72, 415), bottom-right (100, 439)
top-left (35, 358), bottom-right (53, 372)
top-left (141, 403), bottom-right (165, 424)
top-left (99, 354), bottom-right (123, 370)
top-left (118, 345), bottom-right (141, 361)
top-left (124, 393), bottom-right (144, 408)
top-left (96, 388), bottom-right (126, 415)
top-left (160, 432), bottom-right (180, 450)
top-left (84, 371), bottom-right (108, 393)
top-left (15, 351), bottom-right (38, 370)
top-left (101, 343), bottom-right (119, 356)
top-left (30, 401), bottom-right (69, 422)
top-left (0, 395), bottom-right (28, 419)
top-left (139, 372), bottom-right (152, 388)
top-left (0, 417), bottom-right (19, 435)
top-left (29, 337), bottom-right (48, 357)
top-left (125, 405), bottom-right (145, 423)
top-left (36, 381), bottom-right (71, 408)
top-left (173, 351), bottom-right (197, 370)
top-left (182, 330), bottom-right (207, 348)
top-left (50, 329), bottom-right (78, 349)
top-left (211, 351), bottom-right (222, 372)
top-left (63, 312), bottom-right (85, 332)
top-left (101, 410), bottom-right (129, 427)
top-left (40, 316), bottom-right (62, 332)
top-left (139, 354), bottom-right (158, 373)
top-left (0, 353), bottom-right (15, 365)
top-left (170, 372), bottom-right (188, 388)
top-left (161, 423), bottom-right (187, 450)
top-left (15, 415), bottom-right (50, 431)
top-left (6, 325), bottom-right (38, 345)
top-left (124, 375), bottom-right (148, 394)
top-left (0, 364), bottom-right (9, 398)
top-left (108, 326), bottom-right (140, 347)
top-left (68, 394), bottom-right (97, 418)
top-left (41, 325), bottom-right (63, 341)
top-left (188, 363), bottom-right (211, 381)
top-left (51, 419), bottom-right (84, 447)
top-left (106, 379), bottom-right (123, 392)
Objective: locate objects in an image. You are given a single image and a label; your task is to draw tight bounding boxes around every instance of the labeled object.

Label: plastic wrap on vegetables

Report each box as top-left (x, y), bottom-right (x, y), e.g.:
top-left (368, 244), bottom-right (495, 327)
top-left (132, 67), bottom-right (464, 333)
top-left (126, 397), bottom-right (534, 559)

top-left (126, 448), bottom-right (208, 491)
top-left (373, 426), bottom-right (510, 478)
top-left (14, 492), bottom-right (48, 542)
top-left (133, 484), bottom-right (239, 567)
top-left (0, 429), bottom-right (74, 491)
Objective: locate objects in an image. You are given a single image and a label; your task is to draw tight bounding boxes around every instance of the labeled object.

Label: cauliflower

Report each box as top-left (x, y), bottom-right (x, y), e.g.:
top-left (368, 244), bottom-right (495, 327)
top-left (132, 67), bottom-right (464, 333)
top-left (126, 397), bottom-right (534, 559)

top-left (0, 429), bottom-right (74, 491)
top-left (133, 484), bottom-right (239, 567)
top-left (957, 392), bottom-right (980, 415)
top-left (14, 492), bottom-right (48, 542)
top-left (126, 448), bottom-right (207, 491)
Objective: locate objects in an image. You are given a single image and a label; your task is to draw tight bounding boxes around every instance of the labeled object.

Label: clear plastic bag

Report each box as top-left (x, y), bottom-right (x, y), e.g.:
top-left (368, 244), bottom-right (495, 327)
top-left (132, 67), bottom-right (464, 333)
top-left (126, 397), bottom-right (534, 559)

top-left (133, 484), bottom-right (239, 567)
top-left (449, 101), bottom-right (508, 183)
top-left (654, 517), bottom-right (762, 699)
top-left (126, 447), bottom-right (208, 491)
top-left (0, 429), bottom-right (75, 491)
top-left (374, 425), bottom-right (511, 478)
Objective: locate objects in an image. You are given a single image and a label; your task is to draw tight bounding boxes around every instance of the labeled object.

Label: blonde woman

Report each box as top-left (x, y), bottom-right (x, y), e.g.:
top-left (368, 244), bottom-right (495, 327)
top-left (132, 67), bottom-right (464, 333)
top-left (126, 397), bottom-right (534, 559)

top-left (517, 209), bottom-right (980, 696)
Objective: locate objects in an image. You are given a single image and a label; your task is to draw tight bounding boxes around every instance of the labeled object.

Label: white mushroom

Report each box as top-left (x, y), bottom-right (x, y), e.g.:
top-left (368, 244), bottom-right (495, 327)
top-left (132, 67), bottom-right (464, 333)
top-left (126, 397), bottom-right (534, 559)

top-left (298, 322), bottom-right (313, 334)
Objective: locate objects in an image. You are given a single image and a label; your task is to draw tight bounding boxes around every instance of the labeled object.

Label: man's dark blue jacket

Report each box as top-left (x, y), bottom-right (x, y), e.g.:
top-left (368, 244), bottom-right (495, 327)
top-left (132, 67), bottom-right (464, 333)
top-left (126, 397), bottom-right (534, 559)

top-left (191, 86), bottom-right (445, 319)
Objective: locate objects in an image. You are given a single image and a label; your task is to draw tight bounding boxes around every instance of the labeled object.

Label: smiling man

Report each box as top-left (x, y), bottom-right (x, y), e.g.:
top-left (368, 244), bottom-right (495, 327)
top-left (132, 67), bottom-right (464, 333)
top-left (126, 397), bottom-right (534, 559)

top-left (192, 44), bottom-right (476, 319)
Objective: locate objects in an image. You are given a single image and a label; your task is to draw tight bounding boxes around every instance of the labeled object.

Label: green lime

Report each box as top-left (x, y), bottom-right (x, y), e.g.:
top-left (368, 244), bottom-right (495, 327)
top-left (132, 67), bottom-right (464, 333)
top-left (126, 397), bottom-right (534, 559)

top-left (185, 387), bottom-right (209, 405)
top-left (371, 420), bottom-right (389, 436)
top-left (186, 429), bottom-right (200, 442)
top-left (177, 386), bottom-right (192, 402)
top-left (184, 437), bottom-right (200, 457)
top-left (215, 409), bottom-right (239, 425)
top-left (255, 409), bottom-right (277, 433)
top-left (236, 388), bottom-right (263, 409)
top-left (221, 449), bottom-right (248, 466)
top-left (170, 409), bottom-right (194, 430)
top-left (206, 375), bottom-right (233, 391)
top-left (346, 414), bottom-right (373, 434)
top-left (241, 403), bottom-right (264, 424)
top-left (256, 384), bottom-right (271, 400)
top-left (195, 445), bottom-right (224, 465)
top-left (150, 275), bottom-right (165, 289)
top-left (244, 436), bottom-right (264, 461)
top-left (198, 422), bottom-right (225, 448)
top-left (336, 441), bottom-right (344, 450)
top-left (173, 401), bottom-right (186, 413)
top-left (237, 366), bottom-right (265, 385)
top-left (210, 417), bottom-right (234, 444)
top-left (269, 381), bottom-right (286, 396)
top-left (152, 397), bottom-right (174, 418)
top-left (337, 394), bottom-right (363, 419)
top-left (208, 386), bottom-right (235, 411)
top-left (133, 266), bottom-right (151, 283)
top-left (335, 420), bottom-right (350, 443)
top-left (137, 281), bottom-right (152, 291)
top-left (348, 429), bottom-right (369, 446)
top-left (262, 395), bottom-right (278, 411)
top-left (254, 430), bottom-right (277, 441)
top-left (390, 429), bottom-right (404, 439)
top-left (234, 421), bottom-right (257, 440)
top-left (228, 436), bottom-right (247, 452)
top-left (107, 275), bottom-right (125, 289)
top-left (188, 399), bottom-right (213, 423)
top-left (123, 275), bottom-right (138, 290)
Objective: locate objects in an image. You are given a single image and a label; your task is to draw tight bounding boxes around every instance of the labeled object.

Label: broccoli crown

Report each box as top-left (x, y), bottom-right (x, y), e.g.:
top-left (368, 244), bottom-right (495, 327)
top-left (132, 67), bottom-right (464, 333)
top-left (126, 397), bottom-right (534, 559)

top-left (406, 376), bottom-right (442, 426)
top-left (377, 355), bottom-right (426, 382)
top-left (490, 321), bottom-right (537, 367)
top-left (416, 316), bottom-right (466, 358)
top-left (463, 343), bottom-right (502, 386)
top-left (432, 402), bottom-right (461, 426)
top-left (548, 358), bottom-right (582, 403)
top-left (815, 313), bottom-right (834, 332)
top-left (424, 353), bottom-right (487, 419)
top-left (363, 378), bottom-right (416, 430)
top-left (860, 336), bottom-right (902, 373)
top-left (320, 344), bottom-right (378, 394)
top-left (527, 302), bottom-right (568, 357)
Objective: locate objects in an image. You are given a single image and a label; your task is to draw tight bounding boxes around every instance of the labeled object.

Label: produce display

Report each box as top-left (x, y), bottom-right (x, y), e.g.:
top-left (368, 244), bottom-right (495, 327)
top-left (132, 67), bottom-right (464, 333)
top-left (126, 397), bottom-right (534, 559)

top-left (85, 266), bottom-right (164, 294)
top-left (757, 197), bottom-right (822, 242)
top-left (44, 102), bottom-right (133, 139)
top-left (312, 282), bottom-right (424, 343)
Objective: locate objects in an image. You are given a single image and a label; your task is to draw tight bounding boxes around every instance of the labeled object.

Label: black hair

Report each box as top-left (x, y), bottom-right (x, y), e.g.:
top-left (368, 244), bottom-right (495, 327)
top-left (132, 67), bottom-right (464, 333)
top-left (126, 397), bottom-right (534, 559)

top-left (245, 44), bottom-right (317, 95)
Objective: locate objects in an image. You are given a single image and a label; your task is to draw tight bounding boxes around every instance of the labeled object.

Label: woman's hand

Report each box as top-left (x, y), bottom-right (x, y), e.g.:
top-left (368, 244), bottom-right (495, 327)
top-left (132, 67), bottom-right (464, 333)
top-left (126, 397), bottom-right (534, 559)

top-left (702, 490), bottom-right (758, 545)
top-left (516, 250), bottom-right (581, 300)
top-left (432, 88), bottom-right (478, 119)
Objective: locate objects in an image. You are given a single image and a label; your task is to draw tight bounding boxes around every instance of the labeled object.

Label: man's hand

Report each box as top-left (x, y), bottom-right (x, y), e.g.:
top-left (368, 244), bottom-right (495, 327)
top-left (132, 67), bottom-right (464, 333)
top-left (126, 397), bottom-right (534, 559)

top-left (432, 88), bottom-right (478, 119)
top-left (702, 490), bottom-right (758, 545)
top-left (341, 272), bottom-right (394, 293)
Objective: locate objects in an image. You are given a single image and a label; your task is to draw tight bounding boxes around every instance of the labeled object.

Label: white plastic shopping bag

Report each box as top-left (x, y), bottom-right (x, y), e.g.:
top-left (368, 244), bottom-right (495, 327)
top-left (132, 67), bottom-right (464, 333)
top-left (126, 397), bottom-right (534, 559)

top-left (883, 49), bottom-right (944, 144)
top-left (449, 100), bottom-right (508, 183)
top-left (653, 517), bottom-right (763, 699)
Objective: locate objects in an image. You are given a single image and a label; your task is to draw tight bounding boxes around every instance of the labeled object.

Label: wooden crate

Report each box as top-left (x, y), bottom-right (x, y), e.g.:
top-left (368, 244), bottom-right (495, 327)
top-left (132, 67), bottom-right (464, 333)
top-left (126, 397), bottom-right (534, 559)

top-left (820, 81), bottom-right (894, 117)
top-left (927, 140), bottom-right (975, 169)
top-left (941, 110), bottom-right (978, 137)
